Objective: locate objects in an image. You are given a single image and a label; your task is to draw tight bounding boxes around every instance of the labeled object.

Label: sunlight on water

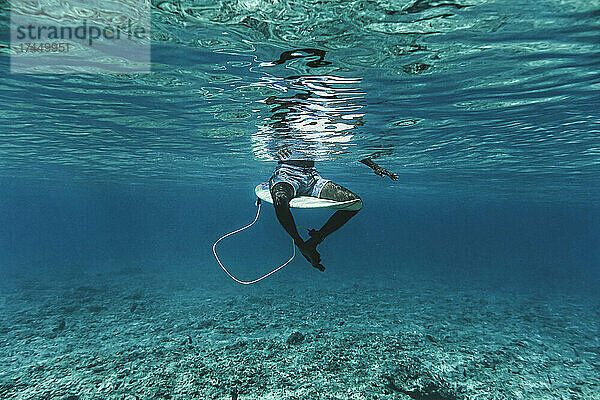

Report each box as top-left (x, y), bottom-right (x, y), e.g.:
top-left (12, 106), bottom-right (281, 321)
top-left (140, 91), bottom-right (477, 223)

top-left (0, 0), bottom-right (599, 201)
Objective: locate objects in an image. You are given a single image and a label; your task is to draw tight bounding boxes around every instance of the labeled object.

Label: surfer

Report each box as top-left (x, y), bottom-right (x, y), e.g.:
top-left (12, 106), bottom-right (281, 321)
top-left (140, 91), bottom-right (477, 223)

top-left (270, 148), bottom-right (397, 271)
top-left (255, 49), bottom-right (397, 271)
top-left (214, 49), bottom-right (398, 283)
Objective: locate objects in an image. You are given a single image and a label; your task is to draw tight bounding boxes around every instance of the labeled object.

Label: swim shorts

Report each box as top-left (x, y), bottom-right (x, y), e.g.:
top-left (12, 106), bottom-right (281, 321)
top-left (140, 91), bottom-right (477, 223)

top-left (269, 163), bottom-right (330, 198)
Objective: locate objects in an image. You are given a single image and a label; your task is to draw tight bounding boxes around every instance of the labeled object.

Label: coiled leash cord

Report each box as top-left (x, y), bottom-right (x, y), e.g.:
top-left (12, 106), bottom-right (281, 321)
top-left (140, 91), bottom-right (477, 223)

top-left (212, 198), bottom-right (296, 285)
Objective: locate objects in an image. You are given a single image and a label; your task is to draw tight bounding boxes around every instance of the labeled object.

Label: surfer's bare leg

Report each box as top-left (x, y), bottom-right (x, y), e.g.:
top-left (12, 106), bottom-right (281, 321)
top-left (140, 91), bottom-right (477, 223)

top-left (308, 182), bottom-right (362, 244)
top-left (270, 182), bottom-right (303, 244)
top-left (271, 182), bottom-right (325, 271)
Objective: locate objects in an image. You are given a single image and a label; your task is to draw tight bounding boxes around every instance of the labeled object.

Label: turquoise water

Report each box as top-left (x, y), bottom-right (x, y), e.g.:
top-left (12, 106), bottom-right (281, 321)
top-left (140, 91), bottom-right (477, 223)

top-left (1, 0), bottom-right (599, 201)
top-left (1, 1), bottom-right (600, 399)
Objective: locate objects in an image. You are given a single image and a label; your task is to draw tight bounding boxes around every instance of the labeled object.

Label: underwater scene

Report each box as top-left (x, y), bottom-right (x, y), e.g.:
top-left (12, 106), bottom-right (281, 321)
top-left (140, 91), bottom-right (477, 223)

top-left (1, 0), bottom-right (599, 399)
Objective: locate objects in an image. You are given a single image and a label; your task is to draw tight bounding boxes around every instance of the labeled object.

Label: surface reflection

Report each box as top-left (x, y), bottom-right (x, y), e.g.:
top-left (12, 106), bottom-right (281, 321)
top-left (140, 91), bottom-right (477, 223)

top-left (251, 50), bottom-right (365, 161)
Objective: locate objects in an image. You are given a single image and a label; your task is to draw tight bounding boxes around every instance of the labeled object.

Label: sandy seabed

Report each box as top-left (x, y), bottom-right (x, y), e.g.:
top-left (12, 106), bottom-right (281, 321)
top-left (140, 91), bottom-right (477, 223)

top-left (0, 263), bottom-right (598, 400)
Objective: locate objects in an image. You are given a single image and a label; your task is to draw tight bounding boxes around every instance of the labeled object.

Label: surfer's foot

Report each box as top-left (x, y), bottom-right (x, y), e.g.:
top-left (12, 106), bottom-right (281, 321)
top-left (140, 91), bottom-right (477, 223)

top-left (296, 239), bottom-right (325, 272)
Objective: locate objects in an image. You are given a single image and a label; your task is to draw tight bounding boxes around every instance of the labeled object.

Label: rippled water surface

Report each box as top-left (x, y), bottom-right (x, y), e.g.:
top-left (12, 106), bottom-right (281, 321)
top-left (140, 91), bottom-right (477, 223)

top-left (1, 0), bottom-right (599, 202)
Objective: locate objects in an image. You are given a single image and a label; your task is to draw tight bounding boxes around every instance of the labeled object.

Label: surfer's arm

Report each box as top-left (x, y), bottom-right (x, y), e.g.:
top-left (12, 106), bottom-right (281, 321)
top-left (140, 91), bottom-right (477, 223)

top-left (360, 157), bottom-right (398, 181)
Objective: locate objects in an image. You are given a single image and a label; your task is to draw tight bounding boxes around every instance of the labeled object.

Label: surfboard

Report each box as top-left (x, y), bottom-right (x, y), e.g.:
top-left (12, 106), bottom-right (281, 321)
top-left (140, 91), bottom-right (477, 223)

top-left (255, 182), bottom-right (362, 210)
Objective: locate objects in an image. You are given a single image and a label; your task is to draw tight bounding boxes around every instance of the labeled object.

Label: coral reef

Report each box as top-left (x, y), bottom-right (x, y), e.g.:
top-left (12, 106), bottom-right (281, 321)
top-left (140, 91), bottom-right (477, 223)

top-left (0, 267), bottom-right (597, 399)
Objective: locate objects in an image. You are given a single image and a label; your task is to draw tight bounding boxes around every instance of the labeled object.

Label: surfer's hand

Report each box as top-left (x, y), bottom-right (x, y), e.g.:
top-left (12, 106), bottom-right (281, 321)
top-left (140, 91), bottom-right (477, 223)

top-left (276, 148), bottom-right (292, 160)
top-left (360, 157), bottom-right (397, 181)
top-left (373, 165), bottom-right (398, 180)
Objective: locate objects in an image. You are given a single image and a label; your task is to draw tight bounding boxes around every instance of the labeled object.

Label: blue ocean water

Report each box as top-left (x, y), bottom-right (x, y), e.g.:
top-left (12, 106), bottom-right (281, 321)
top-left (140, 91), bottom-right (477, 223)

top-left (1, 1), bottom-right (599, 399)
top-left (1, 0), bottom-right (598, 282)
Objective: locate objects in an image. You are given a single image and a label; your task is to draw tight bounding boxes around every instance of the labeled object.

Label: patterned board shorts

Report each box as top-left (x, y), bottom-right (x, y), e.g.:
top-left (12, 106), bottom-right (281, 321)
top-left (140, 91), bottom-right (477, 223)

top-left (269, 163), bottom-right (330, 198)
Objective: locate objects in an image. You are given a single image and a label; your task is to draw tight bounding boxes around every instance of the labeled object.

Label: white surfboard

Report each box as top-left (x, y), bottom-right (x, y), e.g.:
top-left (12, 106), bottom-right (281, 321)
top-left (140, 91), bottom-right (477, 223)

top-left (255, 182), bottom-right (362, 211)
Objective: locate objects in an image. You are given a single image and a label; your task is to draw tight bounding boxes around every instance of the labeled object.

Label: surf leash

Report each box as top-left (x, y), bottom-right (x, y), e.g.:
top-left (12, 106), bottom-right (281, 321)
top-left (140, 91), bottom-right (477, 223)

top-left (212, 198), bottom-right (296, 285)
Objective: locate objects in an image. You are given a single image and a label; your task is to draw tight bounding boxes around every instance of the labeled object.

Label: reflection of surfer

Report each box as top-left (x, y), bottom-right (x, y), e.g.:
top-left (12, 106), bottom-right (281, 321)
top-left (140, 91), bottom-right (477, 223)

top-left (262, 49), bottom-right (397, 271)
